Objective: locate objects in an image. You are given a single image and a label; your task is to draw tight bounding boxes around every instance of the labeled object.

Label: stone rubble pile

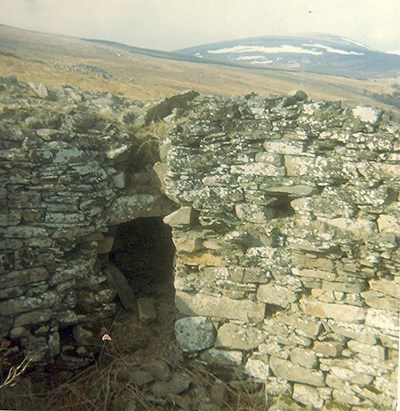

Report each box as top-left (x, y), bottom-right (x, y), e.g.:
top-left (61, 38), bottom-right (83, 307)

top-left (115, 359), bottom-right (231, 411)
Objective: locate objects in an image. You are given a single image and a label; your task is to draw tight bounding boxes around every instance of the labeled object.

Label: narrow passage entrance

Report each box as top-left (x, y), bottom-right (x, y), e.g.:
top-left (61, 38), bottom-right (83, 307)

top-left (109, 217), bottom-right (175, 297)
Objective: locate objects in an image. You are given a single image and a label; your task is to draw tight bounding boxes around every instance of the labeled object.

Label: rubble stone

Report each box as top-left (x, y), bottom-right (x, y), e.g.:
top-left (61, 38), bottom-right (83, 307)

top-left (175, 316), bottom-right (216, 352)
top-left (1, 78), bottom-right (399, 410)
top-left (215, 324), bottom-right (266, 350)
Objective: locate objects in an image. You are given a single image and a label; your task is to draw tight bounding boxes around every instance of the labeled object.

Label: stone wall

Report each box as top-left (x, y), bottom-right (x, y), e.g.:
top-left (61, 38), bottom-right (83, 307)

top-left (158, 94), bottom-right (399, 410)
top-left (0, 76), bottom-right (174, 367)
top-left (1, 76), bottom-right (399, 409)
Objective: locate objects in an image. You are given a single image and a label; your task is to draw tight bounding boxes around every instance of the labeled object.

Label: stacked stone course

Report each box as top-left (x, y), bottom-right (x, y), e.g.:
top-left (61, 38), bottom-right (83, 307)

top-left (160, 95), bottom-right (399, 409)
top-left (0, 76), bottom-right (173, 366)
top-left (0, 76), bottom-right (399, 409)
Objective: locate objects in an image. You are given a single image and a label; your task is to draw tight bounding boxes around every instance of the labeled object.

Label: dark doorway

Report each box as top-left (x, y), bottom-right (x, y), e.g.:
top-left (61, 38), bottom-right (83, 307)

top-left (109, 217), bottom-right (175, 297)
top-left (103, 217), bottom-right (178, 362)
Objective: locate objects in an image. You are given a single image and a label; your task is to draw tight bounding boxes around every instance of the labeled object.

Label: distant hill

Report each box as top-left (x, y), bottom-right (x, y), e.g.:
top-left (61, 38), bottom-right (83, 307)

top-left (176, 34), bottom-right (400, 79)
top-left (0, 24), bottom-right (399, 115)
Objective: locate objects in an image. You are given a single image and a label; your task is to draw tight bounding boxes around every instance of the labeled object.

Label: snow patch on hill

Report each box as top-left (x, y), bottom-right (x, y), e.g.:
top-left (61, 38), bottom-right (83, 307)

top-left (208, 45), bottom-right (322, 56)
top-left (303, 43), bottom-right (364, 56)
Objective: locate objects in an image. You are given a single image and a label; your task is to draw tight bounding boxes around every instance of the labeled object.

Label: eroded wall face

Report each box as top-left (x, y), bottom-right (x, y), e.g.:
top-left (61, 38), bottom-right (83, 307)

top-left (1, 76), bottom-right (399, 410)
top-left (159, 95), bottom-right (399, 410)
top-left (0, 77), bottom-right (175, 367)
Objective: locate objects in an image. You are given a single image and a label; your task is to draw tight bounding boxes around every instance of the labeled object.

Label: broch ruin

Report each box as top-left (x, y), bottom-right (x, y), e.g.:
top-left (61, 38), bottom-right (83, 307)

top-left (0, 75), bottom-right (399, 409)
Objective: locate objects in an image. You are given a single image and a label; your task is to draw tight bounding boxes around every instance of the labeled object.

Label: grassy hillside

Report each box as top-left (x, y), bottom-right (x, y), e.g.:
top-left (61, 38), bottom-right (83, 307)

top-left (0, 24), bottom-right (399, 115)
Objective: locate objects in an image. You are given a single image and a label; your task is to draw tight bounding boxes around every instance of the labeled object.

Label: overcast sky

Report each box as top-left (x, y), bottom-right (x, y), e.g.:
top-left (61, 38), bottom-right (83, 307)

top-left (0, 0), bottom-right (399, 52)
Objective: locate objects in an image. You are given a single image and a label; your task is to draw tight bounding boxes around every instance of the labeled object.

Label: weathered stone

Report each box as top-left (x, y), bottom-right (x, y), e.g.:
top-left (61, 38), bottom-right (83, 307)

top-left (128, 369), bottom-right (155, 386)
top-left (292, 268), bottom-right (336, 281)
top-left (293, 384), bottom-right (324, 409)
top-left (173, 237), bottom-right (203, 253)
top-left (0, 292), bottom-right (60, 315)
top-left (242, 268), bottom-right (271, 283)
top-left (300, 298), bottom-right (366, 323)
top-left (327, 365), bottom-right (374, 386)
top-left (264, 377), bottom-right (292, 399)
top-left (264, 140), bottom-right (305, 155)
top-left (235, 203), bottom-right (275, 223)
top-left (285, 154), bottom-right (357, 180)
top-left (369, 279), bottom-right (400, 299)
top-left (179, 252), bottom-right (222, 266)
top-left (175, 316), bottom-right (216, 352)
top-left (318, 217), bottom-right (377, 238)
top-left (142, 360), bottom-right (171, 381)
top-left (268, 330), bottom-right (312, 348)
top-left (321, 280), bottom-right (368, 293)
top-left (0, 211), bottom-right (22, 226)
top-left (277, 313), bottom-right (322, 338)
top-left (351, 385), bottom-right (395, 409)
top-left (109, 194), bottom-right (172, 225)
top-left (374, 376), bottom-right (398, 399)
top-left (361, 290), bottom-right (399, 312)
top-left (0, 286), bottom-right (24, 299)
top-left (113, 172), bottom-right (126, 189)
top-left (347, 340), bottom-right (386, 361)
top-left (96, 236), bottom-right (114, 254)
top-left (262, 184), bottom-right (318, 197)
top-left (230, 163), bottom-right (285, 177)
top-left (270, 357), bottom-right (325, 386)
top-left (45, 212), bottom-right (86, 225)
top-left (290, 347), bottom-right (318, 369)
top-left (311, 289), bottom-right (335, 303)
top-left (200, 348), bottom-right (242, 366)
top-left (176, 291), bottom-right (265, 322)
top-left (14, 309), bottom-right (53, 327)
top-left (352, 106), bottom-right (380, 124)
top-left (321, 358), bottom-right (385, 379)
top-left (163, 206), bottom-right (195, 227)
top-left (216, 323), bottom-right (266, 350)
top-left (0, 267), bottom-right (49, 289)
top-left (244, 356), bottom-right (270, 379)
top-left (379, 334), bottom-right (398, 349)
top-left (288, 90), bottom-right (308, 101)
top-left (254, 152), bottom-right (283, 165)
top-left (313, 341), bottom-right (344, 357)
top-left (328, 321), bottom-right (377, 345)
top-left (332, 388), bottom-right (361, 406)
top-left (103, 263), bottom-right (136, 312)
top-left (137, 298), bottom-right (157, 323)
top-left (257, 284), bottom-right (297, 308)
top-left (151, 373), bottom-right (190, 396)
top-left (28, 81), bottom-right (48, 98)
top-left (365, 309), bottom-right (399, 331)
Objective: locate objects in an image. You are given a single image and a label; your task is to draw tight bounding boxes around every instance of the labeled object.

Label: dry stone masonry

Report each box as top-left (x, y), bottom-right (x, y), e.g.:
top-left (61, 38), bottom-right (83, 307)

top-left (0, 75), bottom-right (399, 410)
top-left (0, 76), bottom-right (176, 368)
top-left (158, 93), bottom-right (400, 410)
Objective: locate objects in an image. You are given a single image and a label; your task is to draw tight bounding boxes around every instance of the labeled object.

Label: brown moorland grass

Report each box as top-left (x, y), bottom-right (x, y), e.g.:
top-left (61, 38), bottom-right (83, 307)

top-left (1, 24), bottom-right (399, 115)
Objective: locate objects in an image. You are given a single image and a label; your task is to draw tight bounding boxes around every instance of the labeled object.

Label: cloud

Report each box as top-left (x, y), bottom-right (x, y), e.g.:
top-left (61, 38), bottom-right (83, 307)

top-left (0, 0), bottom-right (399, 51)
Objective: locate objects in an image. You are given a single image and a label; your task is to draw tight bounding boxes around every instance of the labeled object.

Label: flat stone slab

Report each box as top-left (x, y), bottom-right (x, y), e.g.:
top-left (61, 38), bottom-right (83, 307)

top-left (215, 323), bottom-right (266, 350)
top-left (270, 357), bottom-right (325, 387)
top-left (176, 291), bottom-right (265, 322)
